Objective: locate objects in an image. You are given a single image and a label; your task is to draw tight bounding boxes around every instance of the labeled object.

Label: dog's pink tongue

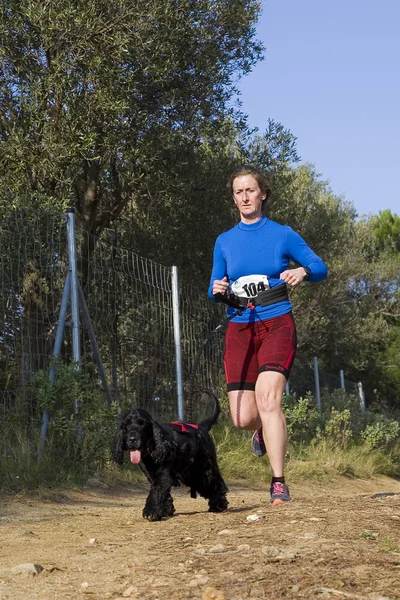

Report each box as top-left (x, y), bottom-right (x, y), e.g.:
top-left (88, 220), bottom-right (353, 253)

top-left (130, 450), bottom-right (141, 464)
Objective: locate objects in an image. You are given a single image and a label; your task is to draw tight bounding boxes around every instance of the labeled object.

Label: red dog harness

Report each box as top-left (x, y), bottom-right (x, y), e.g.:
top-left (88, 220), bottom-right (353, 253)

top-left (170, 421), bottom-right (199, 433)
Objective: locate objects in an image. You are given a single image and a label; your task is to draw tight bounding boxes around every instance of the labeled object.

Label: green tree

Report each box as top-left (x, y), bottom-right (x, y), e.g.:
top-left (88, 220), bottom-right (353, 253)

top-left (115, 118), bottom-right (302, 283)
top-left (0, 0), bottom-right (263, 263)
top-left (367, 210), bottom-right (400, 407)
top-left (373, 210), bottom-right (400, 254)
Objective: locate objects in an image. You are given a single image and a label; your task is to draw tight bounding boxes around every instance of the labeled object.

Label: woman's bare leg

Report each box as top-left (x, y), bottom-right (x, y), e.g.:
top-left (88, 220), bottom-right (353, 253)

top-left (228, 389), bottom-right (261, 430)
top-left (228, 375), bottom-right (287, 478)
top-left (255, 371), bottom-right (287, 477)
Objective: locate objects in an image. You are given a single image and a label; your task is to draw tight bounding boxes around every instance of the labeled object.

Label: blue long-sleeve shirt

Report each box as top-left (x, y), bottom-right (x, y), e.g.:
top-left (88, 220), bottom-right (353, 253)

top-left (208, 216), bottom-right (328, 322)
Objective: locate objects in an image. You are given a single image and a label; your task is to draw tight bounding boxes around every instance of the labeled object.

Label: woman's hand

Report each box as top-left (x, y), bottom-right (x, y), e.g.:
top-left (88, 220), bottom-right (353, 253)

top-left (280, 267), bottom-right (309, 286)
top-left (212, 276), bottom-right (230, 296)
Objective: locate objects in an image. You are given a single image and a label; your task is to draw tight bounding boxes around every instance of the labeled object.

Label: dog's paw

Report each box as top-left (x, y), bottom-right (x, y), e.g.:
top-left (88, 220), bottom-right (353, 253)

top-left (143, 512), bottom-right (164, 521)
top-left (208, 496), bottom-right (228, 513)
top-left (143, 505), bottom-right (162, 521)
top-left (142, 506), bottom-right (175, 521)
top-left (142, 511), bottom-right (171, 521)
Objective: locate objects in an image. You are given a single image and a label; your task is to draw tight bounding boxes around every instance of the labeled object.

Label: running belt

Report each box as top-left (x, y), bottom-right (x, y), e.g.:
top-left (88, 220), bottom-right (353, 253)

top-left (235, 283), bottom-right (288, 307)
top-left (214, 283), bottom-right (288, 310)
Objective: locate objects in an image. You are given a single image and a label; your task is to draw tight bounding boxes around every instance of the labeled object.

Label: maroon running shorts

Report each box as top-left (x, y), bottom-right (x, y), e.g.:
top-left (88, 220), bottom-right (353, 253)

top-left (224, 312), bottom-right (297, 391)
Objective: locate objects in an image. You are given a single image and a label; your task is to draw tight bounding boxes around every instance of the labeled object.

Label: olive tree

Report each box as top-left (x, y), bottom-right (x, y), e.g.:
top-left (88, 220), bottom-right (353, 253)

top-left (1, 0), bottom-right (263, 262)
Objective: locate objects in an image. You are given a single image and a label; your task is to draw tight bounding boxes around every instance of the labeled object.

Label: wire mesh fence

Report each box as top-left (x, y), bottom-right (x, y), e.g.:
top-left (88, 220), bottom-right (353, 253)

top-left (78, 227), bottom-right (226, 422)
top-left (288, 361), bottom-right (360, 398)
top-left (0, 210), bottom-right (66, 425)
top-left (0, 209), bottom-right (361, 429)
top-left (318, 368), bottom-right (359, 397)
top-left (0, 210), bottom-right (226, 425)
top-left (287, 360), bottom-right (363, 415)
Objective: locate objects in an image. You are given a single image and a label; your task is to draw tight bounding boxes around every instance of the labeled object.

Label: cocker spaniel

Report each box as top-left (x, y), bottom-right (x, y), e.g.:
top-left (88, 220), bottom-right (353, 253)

top-left (111, 390), bottom-right (228, 521)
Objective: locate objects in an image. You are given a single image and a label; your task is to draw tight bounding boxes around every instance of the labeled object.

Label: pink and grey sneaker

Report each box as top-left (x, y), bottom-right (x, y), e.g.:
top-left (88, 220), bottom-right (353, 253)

top-left (251, 428), bottom-right (266, 457)
top-left (270, 482), bottom-right (292, 505)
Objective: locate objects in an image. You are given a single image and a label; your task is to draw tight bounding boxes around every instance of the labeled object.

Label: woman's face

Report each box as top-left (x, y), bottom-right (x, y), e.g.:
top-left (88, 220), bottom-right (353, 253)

top-left (232, 175), bottom-right (266, 223)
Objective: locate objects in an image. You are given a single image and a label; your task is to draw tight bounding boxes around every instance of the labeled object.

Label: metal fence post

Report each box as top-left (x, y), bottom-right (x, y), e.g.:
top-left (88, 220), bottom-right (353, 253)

top-left (171, 266), bottom-right (184, 420)
top-left (358, 381), bottom-right (366, 413)
top-left (340, 369), bottom-right (345, 389)
top-left (66, 209), bottom-right (82, 438)
top-left (313, 356), bottom-right (322, 415)
top-left (66, 209), bottom-right (81, 366)
top-left (38, 271), bottom-right (71, 461)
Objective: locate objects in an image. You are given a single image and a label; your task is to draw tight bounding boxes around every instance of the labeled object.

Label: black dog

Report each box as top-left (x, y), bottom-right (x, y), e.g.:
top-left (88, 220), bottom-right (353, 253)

top-left (111, 390), bottom-right (228, 521)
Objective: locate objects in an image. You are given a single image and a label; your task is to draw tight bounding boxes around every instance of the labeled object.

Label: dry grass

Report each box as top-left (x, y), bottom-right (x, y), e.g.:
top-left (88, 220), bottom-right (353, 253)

top-left (213, 423), bottom-right (399, 485)
top-left (1, 419), bottom-right (398, 493)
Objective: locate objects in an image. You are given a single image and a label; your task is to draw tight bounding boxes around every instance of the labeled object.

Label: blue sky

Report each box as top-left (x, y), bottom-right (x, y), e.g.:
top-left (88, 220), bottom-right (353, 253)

top-left (237, 0), bottom-right (400, 217)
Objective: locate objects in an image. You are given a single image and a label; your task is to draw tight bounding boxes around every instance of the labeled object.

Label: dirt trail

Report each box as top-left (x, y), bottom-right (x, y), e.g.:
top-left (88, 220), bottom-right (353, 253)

top-left (0, 476), bottom-right (400, 600)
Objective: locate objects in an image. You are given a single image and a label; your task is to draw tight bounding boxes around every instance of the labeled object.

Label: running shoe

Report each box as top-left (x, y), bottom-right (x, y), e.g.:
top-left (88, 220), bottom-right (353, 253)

top-left (270, 482), bottom-right (292, 505)
top-left (251, 428), bottom-right (266, 457)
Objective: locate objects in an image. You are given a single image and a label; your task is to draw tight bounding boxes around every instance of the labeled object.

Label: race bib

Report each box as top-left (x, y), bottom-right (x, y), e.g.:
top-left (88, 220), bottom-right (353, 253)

top-left (231, 274), bottom-right (270, 299)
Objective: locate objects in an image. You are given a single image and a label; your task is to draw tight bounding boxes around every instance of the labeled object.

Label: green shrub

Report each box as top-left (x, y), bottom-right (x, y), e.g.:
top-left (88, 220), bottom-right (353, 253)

top-left (321, 408), bottom-right (353, 448)
top-left (33, 361), bottom-right (118, 470)
top-left (321, 389), bottom-right (368, 437)
top-left (361, 416), bottom-right (400, 450)
top-left (0, 361), bottom-right (118, 490)
top-left (283, 392), bottom-right (321, 445)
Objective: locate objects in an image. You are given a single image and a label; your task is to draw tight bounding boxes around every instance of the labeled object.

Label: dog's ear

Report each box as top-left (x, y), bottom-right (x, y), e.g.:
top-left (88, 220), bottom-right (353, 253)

top-left (110, 429), bottom-right (125, 464)
top-left (152, 423), bottom-right (176, 464)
